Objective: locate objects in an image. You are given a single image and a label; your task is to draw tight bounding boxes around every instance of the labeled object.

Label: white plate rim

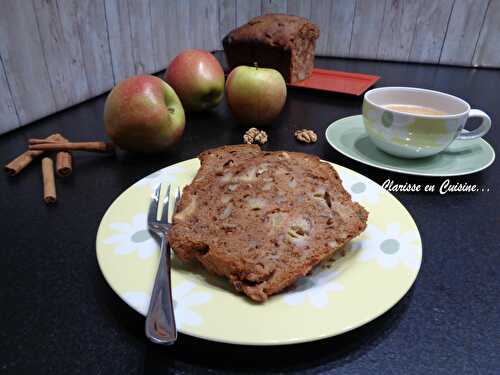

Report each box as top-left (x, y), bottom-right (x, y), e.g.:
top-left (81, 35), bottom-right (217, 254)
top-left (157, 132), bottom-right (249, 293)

top-left (96, 158), bottom-right (423, 346)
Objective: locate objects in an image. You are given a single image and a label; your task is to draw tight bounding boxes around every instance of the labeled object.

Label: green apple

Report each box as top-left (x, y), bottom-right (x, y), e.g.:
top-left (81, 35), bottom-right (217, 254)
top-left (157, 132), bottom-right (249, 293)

top-left (225, 65), bottom-right (287, 126)
top-left (104, 75), bottom-right (185, 153)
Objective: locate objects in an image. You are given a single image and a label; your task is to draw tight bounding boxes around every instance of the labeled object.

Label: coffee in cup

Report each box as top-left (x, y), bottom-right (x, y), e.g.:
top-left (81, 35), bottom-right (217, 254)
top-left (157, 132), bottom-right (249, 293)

top-left (383, 104), bottom-right (447, 116)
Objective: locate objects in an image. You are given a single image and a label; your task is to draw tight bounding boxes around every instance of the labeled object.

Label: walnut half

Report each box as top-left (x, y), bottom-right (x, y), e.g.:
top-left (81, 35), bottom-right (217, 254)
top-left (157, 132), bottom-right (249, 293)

top-left (294, 129), bottom-right (317, 143)
top-left (243, 128), bottom-right (268, 145)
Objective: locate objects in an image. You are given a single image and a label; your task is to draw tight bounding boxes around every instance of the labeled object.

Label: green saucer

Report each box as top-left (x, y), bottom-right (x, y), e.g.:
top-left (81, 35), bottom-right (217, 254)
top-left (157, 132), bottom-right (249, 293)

top-left (325, 115), bottom-right (495, 177)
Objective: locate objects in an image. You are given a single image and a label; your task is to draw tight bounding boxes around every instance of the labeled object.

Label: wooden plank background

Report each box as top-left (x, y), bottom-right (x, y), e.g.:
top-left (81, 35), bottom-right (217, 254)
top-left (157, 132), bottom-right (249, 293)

top-left (0, 0), bottom-right (499, 134)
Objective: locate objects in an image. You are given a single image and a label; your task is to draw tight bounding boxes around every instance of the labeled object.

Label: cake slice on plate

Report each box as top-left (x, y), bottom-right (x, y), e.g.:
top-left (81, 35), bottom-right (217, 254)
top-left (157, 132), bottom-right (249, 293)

top-left (169, 145), bottom-right (368, 302)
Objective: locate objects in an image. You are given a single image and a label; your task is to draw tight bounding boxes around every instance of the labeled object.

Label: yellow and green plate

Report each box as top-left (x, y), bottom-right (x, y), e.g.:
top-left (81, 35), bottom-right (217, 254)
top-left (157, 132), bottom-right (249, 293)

top-left (326, 115), bottom-right (495, 177)
top-left (96, 158), bottom-right (422, 345)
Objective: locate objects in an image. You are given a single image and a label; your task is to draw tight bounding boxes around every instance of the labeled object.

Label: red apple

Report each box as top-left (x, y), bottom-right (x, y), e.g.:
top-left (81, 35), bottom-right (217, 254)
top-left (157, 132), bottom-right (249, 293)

top-left (225, 65), bottom-right (287, 126)
top-left (104, 75), bottom-right (185, 153)
top-left (164, 49), bottom-right (225, 112)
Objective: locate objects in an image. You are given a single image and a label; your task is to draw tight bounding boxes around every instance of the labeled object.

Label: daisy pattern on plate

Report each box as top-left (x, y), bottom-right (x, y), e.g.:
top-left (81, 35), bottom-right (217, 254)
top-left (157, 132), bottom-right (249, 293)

top-left (134, 165), bottom-right (187, 190)
top-left (282, 268), bottom-right (344, 309)
top-left (354, 223), bottom-right (420, 270)
top-left (341, 172), bottom-right (382, 205)
top-left (121, 281), bottom-right (211, 329)
top-left (171, 281), bottom-right (212, 329)
top-left (104, 213), bottom-right (157, 259)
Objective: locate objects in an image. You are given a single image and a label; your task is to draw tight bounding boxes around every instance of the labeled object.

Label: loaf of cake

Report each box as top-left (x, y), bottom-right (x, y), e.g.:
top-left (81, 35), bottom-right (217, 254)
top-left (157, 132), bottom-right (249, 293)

top-left (169, 145), bottom-right (368, 302)
top-left (222, 14), bottom-right (320, 83)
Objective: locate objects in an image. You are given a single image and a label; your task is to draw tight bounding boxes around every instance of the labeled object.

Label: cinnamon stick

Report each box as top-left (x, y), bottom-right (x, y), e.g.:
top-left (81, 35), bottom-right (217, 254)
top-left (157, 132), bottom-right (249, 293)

top-left (41, 157), bottom-right (56, 204)
top-left (29, 138), bottom-right (60, 145)
top-left (29, 141), bottom-right (114, 153)
top-left (54, 135), bottom-right (72, 177)
top-left (4, 152), bottom-right (38, 176)
top-left (4, 134), bottom-right (62, 175)
top-left (56, 151), bottom-right (72, 176)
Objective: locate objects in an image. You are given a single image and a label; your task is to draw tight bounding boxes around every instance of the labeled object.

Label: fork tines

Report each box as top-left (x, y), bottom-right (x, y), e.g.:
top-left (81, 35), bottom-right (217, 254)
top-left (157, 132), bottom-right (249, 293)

top-left (149, 184), bottom-right (181, 224)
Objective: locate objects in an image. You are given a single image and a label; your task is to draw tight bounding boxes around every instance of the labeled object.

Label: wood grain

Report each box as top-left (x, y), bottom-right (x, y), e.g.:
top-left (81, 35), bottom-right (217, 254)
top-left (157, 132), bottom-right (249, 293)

top-left (286, 0), bottom-right (311, 18)
top-left (327, 0), bottom-right (356, 58)
top-left (219, 0), bottom-right (237, 47)
top-left (0, 52), bottom-right (19, 133)
top-left (440, 0), bottom-right (489, 66)
top-left (409, 0), bottom-right (454, 64)
top-left (310, 0), bottom-right (332, 55)
top-left (73, 0), bottom-right (114, 96)
top-left (473, 0), bottom-right (500, 67)
top-left (2, 0), bottom-right (500, 136)
top-left (34, 0), bottom-right (90, 110)
top-left (261, 0), bottom-right (287, 14)
top-left (128, 0), bottom-right (155, 75)
top-left (0, 0), bottom-right (56, 125)
top-left (151, 0), bottom-right (168, 70)
top-left (350, 0), bottom-right (386, 58)
top-left (176, 0), bottom-right (193, 53)
top-left (105, 0), bottom-right (135, 81)
top-left (190, 2), bottom-right (205, 50)
top-left (236, 0), bottom-right (261, 26)
top-left (152, 0), bottom-right (188, 70)
top-left (189, 0), bottom-right (219, 51)
top-left (207, 0), bottom-right (221, 51)
top-left (377, 0), bottom-right (421, 62)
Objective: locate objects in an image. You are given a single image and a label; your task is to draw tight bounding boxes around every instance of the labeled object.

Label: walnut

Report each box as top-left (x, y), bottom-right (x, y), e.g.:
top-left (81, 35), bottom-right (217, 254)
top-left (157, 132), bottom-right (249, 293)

top-left (243, 127), bottom-right (268, 145)
top-left (294, 129), bottom-right (317, 143)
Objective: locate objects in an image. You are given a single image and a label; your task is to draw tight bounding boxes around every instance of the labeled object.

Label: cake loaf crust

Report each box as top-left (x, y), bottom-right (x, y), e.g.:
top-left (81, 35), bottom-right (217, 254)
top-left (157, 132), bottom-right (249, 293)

top-left (222, 14), bottom-right (320, 83)
top-left (169, 145), bottom-right (368, 302)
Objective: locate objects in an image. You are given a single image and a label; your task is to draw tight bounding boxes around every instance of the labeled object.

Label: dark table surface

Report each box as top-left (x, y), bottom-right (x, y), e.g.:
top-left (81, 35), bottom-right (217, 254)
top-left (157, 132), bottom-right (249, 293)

top-left (1, 53), bottom-right (499, 375)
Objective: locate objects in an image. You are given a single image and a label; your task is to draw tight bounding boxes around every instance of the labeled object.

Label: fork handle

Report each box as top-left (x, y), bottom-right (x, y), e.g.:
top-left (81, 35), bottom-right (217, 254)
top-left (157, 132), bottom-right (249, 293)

top-left (145, 235), bottom-right (177, 345)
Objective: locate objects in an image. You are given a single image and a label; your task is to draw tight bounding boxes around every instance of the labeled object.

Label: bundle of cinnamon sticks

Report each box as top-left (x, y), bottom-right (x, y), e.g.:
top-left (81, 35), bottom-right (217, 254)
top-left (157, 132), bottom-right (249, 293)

top-left (4, 133), bottom-right (114, 204)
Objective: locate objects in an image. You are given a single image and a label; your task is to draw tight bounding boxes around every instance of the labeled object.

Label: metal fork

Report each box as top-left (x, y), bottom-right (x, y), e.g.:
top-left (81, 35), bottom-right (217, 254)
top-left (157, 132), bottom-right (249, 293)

top-left (145, 183), bottom-right (181, 345)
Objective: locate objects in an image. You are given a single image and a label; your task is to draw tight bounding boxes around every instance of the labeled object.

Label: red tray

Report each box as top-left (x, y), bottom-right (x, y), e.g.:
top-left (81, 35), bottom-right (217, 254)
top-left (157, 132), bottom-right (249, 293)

top-left (288, 68), bottom-right (380, 96)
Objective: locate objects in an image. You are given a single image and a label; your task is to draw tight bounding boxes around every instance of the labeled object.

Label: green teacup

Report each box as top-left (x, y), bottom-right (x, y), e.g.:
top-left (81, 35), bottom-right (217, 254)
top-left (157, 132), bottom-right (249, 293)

top-left (362, 87), bottom-right (491, 158)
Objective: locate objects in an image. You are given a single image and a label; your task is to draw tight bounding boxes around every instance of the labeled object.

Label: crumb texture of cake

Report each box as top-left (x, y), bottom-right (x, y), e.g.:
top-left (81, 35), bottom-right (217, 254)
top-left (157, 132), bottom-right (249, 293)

top-left (222, 14), bottom-right (320, 83)
top-left (169, 145), bottom-right (368, 302)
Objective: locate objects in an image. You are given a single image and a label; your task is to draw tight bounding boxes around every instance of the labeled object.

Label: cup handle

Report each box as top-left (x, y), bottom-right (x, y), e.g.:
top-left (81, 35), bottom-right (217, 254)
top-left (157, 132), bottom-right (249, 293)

top-left (457, 109), bottom-right (491, 140)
